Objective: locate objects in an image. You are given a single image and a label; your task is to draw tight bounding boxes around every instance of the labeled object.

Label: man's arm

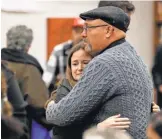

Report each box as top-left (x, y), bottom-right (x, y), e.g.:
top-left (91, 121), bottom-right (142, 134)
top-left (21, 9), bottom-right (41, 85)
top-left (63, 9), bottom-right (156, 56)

top-left (46, 59), bottom-right (116, 126)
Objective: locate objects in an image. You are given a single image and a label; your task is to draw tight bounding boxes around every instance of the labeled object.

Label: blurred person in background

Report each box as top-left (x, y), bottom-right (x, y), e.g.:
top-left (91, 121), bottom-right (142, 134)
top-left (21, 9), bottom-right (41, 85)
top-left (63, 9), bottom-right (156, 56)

top-left (1, 25), bottom-right (51, 134)
top-left (1, 61), bottom-right (28, 124)
top-left (1, 71), bottom-right (29, 139)
top-left (43, 17), bottom-right (84, 92)
top-left (46, 6), bottom-right (153, 139)
top-left (98, 1), bottom-right (135, 17)
top-left (146, 111), bottom-right (162, 139)
top-left (152, 45), bottom-right (162, 109)
top-left (1, 25), bottom-right (49, 108)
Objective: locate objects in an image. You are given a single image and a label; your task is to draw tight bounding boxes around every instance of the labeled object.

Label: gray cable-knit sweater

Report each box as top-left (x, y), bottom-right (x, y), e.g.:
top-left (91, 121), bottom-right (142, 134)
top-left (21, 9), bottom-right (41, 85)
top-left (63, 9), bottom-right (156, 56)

top-left (46, 41), bottom-right (153, 139)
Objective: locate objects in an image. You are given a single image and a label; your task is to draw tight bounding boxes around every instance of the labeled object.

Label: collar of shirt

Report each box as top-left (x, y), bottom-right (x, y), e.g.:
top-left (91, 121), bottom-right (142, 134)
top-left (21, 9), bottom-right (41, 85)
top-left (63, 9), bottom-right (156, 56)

top-left (96, 38), bottom-right (126, 56)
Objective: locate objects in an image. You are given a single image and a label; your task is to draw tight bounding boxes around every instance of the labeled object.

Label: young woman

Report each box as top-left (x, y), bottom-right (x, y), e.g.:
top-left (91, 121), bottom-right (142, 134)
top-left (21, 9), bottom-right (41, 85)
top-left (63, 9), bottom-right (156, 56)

top-left (45, 41), bottom-right (160, 139)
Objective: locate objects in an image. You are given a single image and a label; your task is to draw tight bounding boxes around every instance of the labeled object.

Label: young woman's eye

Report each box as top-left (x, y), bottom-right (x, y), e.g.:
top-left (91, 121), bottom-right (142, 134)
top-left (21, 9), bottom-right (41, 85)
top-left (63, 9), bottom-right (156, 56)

top-left (83, 61), bottom-right (90, 65)
top-left (72, 63), bottom-right (78, 66)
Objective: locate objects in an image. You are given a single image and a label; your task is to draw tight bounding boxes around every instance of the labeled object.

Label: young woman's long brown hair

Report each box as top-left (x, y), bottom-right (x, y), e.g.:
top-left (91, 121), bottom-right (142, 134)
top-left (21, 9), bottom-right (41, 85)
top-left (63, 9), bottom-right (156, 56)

top-left (66, 41), bottom-right (93, 86)
top-left (45, 41), bottom-right (93, 107)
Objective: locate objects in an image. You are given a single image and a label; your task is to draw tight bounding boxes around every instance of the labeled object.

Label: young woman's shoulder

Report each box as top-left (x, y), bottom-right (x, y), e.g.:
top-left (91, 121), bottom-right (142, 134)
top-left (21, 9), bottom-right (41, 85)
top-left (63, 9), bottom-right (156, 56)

top-left (55, 78), bottom-right (73, 103)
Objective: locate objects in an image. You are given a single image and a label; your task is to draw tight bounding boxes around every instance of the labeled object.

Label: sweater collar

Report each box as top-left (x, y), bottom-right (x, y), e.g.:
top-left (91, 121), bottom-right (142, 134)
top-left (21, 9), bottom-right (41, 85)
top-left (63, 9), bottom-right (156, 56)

top-left (96, 38), bottom-right (126, 56)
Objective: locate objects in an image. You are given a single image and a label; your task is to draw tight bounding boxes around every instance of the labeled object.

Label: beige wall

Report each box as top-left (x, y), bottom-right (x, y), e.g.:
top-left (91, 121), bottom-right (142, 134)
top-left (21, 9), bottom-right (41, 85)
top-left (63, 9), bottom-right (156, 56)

top-left (1, 1), bottom-right (154, 70)
top-left (127, 1), bottom-right (154, 70)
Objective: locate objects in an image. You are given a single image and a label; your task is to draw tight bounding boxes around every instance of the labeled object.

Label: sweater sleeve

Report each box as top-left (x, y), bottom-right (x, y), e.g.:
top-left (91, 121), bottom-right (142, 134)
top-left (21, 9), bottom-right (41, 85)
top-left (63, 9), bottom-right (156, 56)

top-left (46, 59), bottom-right (115, 126)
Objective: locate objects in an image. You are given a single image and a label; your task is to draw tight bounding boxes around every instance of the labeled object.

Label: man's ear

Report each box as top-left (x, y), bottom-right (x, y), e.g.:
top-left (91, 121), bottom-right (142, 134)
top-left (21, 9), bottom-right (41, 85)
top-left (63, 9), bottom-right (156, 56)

top-left (105, 26), bottom-right (114, 38)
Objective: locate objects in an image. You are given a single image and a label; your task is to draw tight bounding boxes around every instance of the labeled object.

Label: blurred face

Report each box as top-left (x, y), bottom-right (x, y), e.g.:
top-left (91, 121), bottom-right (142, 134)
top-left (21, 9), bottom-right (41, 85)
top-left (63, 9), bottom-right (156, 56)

top-left (72, 27), bottom-right (83, 45)
top-left (146, 124), bottom-right (161, 139)
top-left (71, 49), bottom-right (92, 81)
top-left (81, 19), bottom-right (109, 53)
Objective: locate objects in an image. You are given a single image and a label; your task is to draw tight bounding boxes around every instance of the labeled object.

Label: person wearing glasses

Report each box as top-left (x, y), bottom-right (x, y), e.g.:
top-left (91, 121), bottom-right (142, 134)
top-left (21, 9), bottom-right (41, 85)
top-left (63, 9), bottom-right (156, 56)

top-left (43, 1), bottom-right (135, 93)
top-left (45, 41), bottom-right (132, 139)
top-left (46, 6), bottom-right (153, 139)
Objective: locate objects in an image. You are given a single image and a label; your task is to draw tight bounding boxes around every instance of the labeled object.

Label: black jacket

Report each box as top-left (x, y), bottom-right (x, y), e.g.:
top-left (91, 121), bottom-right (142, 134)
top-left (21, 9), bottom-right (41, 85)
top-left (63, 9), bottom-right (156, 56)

top-left (53, 79), bottom-right (96, 139)
top-left (1, 62), bottom-right (28, 124)
top-left (152, 45), bottom-right (162, 108)
top-left (55, 79), bottom-right (73, 103)
top-left (152, 45), bottom-right (162, 89)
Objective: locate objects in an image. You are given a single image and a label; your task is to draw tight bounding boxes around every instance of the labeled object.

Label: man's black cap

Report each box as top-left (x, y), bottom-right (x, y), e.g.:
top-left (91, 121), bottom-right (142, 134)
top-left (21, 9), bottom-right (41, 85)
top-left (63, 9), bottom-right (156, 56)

top-left (80, 6), bottom-right (130, 32)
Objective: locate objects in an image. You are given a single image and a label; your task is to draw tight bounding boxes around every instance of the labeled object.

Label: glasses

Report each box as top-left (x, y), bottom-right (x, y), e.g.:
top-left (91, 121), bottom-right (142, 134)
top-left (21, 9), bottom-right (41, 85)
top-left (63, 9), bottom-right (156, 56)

top-left (83, 24), bottom-right (108, 33)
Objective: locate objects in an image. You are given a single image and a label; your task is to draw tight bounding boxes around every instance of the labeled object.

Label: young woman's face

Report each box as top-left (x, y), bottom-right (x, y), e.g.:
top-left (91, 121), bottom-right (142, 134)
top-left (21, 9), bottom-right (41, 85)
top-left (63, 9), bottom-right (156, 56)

top-left (71, 49), bottom-right (92, 81)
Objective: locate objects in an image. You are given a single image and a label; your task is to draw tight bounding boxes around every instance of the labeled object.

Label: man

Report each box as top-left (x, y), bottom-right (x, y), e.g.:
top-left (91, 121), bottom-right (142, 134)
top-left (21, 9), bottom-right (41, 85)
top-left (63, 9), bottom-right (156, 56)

top-left (1, 25), bottom-right (50, 130)
top-left (152, 45), bottom-right (162, 108)
top-left (43, 18), bottom-right (84, 92)
top-left (44, 1), bottom-right (135, 92)
top-left (46, 6), bottom-right (153, 139)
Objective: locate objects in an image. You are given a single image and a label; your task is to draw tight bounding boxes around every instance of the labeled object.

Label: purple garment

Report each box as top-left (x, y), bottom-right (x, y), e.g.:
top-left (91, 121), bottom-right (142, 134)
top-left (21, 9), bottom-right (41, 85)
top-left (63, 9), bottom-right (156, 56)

top-left (31, 120), bottom-right (51, 139)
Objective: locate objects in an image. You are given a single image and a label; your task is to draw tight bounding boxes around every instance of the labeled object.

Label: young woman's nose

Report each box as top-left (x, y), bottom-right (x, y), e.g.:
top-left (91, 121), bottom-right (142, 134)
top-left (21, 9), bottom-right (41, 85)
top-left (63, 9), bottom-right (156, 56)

top-left (78, 63), bottom-right (83, 71)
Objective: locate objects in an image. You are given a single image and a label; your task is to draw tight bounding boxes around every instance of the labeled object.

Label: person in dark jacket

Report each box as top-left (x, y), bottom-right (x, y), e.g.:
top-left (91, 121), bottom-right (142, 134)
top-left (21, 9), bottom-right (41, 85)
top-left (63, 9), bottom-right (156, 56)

top-left (1, 25), bottom-right (51, 132)
top-left (1, 25), bottom-right (49, 107)
top-left (152, 45), bottom-right (162, 109)
top-left (2, 61), bottom-right (28, 124)
top-left (1, 70), bottom-right (29, 139)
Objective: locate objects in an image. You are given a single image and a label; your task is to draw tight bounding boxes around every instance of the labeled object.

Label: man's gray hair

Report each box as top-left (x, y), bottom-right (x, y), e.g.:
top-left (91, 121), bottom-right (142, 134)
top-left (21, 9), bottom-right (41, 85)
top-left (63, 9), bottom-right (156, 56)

top-left (6, 25), bottom-right (33, 52)
top-left (83, 126), bottom-right (132, 139)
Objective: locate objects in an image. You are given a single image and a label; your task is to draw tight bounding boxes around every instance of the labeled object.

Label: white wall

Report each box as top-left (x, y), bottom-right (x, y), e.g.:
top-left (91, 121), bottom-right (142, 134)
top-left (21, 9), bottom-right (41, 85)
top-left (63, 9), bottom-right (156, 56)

top-left (127, 1), bottom-right (154, 70)
top-left (1, 1), bottom-right (154, 70)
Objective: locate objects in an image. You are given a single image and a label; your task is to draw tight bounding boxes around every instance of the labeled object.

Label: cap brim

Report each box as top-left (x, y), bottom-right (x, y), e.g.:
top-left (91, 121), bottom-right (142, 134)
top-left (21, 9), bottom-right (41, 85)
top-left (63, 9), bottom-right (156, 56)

top-left (80, 14), bottom-right (96, 21)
